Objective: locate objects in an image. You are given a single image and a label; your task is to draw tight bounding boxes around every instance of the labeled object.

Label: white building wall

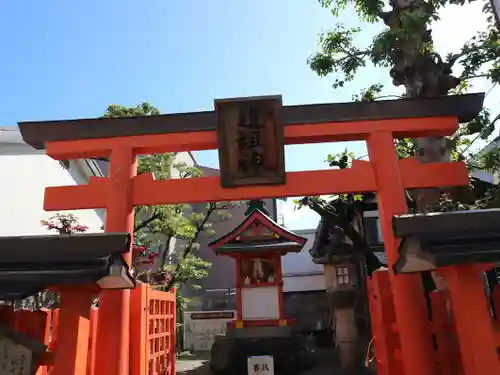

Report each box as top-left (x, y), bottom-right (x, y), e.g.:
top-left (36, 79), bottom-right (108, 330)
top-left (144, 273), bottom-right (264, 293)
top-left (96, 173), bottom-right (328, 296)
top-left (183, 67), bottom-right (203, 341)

top-left (162, 152), bottom-right (196, 257)
top-left (0, 141), bottom-right (104, 236)
top-left (281, 230), bottom-right (326, 292)
top-left (170, 151), bottom-right (196, 179)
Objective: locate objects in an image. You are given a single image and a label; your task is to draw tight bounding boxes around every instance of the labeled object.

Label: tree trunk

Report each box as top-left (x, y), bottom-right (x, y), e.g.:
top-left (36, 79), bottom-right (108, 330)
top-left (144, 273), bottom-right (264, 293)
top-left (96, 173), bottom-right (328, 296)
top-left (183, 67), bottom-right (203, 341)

top-left (385, 0), bottom-right (462, 292)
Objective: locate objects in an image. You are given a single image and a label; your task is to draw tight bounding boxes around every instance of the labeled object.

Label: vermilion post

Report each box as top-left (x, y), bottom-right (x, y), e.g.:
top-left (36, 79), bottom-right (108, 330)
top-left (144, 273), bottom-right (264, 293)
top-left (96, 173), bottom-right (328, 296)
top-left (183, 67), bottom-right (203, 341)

top-left (87, 308), bottom-right (99, 375)
top-left (368, 271), bottom-right (402, 375)
top-left (52, 289), bottom-right (93, 375)
top-left (94, 147), bottom-right (136, 375)
top-left (130, 283), bottom-right (148, 375)
top-left (170, 287), bottom-right (177, 375)
top-left (442, 265), bottom-right (500, 375)
top-left (430, 291), bottom-right (456, 375)
top-left (367, 131), bottom-right (436, 375)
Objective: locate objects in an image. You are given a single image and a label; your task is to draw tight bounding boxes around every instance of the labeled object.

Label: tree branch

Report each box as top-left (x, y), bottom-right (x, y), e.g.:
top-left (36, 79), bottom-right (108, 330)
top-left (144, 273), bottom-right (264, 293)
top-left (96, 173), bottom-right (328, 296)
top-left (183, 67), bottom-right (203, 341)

top-left (163, 203), bottom-right (218, 291)
top-left (301, 198), bottom-right (338, 221)
top-left (134, 212), bottom-right (162, 233)
top-left (462, 74), bottom-right (490, 80)
top-left (158, 235), bottom-right (173, 271)
top-left (375, 95), bottom-right (404, 100)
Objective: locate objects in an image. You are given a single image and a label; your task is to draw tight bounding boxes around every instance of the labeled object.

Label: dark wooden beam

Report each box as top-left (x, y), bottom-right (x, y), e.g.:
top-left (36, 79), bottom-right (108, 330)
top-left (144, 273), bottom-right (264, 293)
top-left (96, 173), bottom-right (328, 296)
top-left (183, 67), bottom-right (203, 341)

top-left (0, 232), bottom-right (131, 262)
top-left (392, 208), bottom-right (500, 238)
top-left (18, 93), bottom-right (485, 149)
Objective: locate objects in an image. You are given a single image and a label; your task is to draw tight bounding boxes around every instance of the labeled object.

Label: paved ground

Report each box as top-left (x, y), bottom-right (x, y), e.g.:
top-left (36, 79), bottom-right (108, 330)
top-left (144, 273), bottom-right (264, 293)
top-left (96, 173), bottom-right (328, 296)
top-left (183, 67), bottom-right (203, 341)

top-left (176, 349), bottom-right (341, 375)
top-left (176, 359), bottom-right (209, 375)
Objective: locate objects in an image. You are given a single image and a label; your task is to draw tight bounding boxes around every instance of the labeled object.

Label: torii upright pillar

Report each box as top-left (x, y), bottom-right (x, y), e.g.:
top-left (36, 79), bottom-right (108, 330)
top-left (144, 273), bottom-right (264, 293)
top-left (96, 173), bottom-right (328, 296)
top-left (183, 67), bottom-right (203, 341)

top-left (94, 148), bottom-right (136, 375)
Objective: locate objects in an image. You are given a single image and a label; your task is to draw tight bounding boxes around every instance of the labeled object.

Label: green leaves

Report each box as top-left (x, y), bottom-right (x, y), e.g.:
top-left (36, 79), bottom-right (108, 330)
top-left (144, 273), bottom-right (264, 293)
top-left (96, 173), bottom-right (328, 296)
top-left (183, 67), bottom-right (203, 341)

top-left (103, 103), bottom-right (222, 304)
top-left (459, 27), bottom-right (500, 82)
top-left (103, 102), bottom-right (160, 118)
top-left (319, 0), bottom-right (383, 21)
top-left (326, 149), bottom-right (356, 168)
top-left (395, 138), bottom-right (415, 159)
top-left (166, 253), bottom-right (211, 286)
top-left (308, 24), bottom-right (369, 88)
top-left (310, 0), bottom-right (500, 213)
top-left (351, 83), bottom-right (384, 102)
top-left (465, 109), bottom-right (494, 139)
top-left (311, 0), bottom-right (500, 98)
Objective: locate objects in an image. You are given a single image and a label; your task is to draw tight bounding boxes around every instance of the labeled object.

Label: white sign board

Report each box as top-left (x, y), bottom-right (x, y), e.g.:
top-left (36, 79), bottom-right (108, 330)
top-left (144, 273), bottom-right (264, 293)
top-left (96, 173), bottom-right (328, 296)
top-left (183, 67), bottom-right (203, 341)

top-left (183, 310), bottom-right (236, 352)
top-left (242, 287), bottom-right (279, 320)
top-left (0, 336), bottom-right (33, 375)
top-left (247, 355), bottom-right (274, 375)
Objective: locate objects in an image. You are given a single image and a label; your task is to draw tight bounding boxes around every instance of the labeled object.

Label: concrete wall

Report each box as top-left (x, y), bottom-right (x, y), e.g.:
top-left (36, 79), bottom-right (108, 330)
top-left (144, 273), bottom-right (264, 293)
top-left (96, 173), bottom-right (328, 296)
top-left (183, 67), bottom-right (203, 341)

top-left (282, 229), bottom-right (325, 293)
top-left (0, 128), bottom-right (104, 236)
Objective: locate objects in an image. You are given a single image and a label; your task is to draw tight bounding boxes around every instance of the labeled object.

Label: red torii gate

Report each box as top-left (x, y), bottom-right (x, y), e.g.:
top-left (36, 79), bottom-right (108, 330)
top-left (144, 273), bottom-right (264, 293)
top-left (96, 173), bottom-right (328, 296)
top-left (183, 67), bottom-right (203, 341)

top-left (18, 93), bottom-right (491, 375)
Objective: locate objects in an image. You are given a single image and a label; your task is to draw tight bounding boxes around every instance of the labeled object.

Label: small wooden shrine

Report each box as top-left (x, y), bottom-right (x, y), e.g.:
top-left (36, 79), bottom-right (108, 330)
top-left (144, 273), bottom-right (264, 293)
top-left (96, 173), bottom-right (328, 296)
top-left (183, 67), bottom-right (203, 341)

top-left (209, 201), bottom-right (307, 328)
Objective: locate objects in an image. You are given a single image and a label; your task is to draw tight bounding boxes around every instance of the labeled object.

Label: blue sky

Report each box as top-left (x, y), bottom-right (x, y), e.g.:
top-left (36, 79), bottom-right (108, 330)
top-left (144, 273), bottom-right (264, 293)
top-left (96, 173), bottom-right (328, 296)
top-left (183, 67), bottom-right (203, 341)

top-left (0, 0), bottom-right (496, 229)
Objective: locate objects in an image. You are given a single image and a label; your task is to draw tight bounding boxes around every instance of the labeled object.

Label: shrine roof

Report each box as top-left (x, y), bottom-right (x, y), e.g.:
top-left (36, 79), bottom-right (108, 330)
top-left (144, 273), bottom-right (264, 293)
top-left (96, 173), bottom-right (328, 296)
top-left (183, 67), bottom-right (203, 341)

top-left (215, 241), bottom-right (304, 254)
top-left (209, 209), bottom-right (307, 255)
top-left (0, 232), bottom-right (134, 300)
top-left (18, 93), bottom-right (484, 149)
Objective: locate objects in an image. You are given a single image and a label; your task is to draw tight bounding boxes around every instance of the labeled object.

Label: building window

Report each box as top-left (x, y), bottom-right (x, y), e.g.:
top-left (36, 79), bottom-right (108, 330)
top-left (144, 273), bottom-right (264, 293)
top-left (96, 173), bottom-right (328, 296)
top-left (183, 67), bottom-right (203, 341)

top-left (336, 266), bottom-right (350, 285)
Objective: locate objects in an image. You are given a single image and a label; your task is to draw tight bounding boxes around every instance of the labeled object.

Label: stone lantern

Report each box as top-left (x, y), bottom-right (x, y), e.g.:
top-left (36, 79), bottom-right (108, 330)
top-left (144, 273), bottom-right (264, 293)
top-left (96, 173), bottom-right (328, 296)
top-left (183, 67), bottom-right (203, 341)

top-left (324, 263), bottom-right (358, 292)
top-left (310, 215), bottom-right (364, 373)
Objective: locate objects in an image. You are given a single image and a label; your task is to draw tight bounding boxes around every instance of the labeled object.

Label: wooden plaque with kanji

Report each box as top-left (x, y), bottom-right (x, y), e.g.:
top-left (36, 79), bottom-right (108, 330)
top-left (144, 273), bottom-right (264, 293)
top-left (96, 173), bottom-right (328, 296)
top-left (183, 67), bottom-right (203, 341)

top-left (215, 95), bottom-right (286, 188)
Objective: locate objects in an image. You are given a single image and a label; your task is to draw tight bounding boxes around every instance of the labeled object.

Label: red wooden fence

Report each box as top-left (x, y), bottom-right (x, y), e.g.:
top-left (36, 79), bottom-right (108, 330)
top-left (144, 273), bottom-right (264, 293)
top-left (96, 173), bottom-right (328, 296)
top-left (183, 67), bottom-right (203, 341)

top-left (368, 270), bottom-right (500, 375)
top-left (2, 283), bottom-right (176, 375)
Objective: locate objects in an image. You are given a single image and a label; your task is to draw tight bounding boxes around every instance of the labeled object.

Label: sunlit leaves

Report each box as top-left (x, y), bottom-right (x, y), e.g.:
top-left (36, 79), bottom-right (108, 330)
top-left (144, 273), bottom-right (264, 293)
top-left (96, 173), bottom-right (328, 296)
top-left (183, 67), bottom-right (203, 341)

top-left (476, 147), bottom-right (500, 172)
top-left (319, 0), bottom-right (383, 21)
top-left (395, 138), bottom-right (415, 158)
top-left (326, 149), bottom-right (356, 168)
top-left (465, 108), bottom-right (494, 139)
top-left (312, 0), bottom-right (500, 97)
top-left (459, 28), bottom-right (500, 81)
top-left (104, 102), bottom-right (160, 118)
top-left (308, 25), bottom-right (369, 87)
top-left (351, 83), bottom-right (384, 101)
top-left (166, 253), bottom-right (211, 286)
top-left (310, 0), bottom-right (500, 212)
top-left (103, 103), bottom-right (228, 300)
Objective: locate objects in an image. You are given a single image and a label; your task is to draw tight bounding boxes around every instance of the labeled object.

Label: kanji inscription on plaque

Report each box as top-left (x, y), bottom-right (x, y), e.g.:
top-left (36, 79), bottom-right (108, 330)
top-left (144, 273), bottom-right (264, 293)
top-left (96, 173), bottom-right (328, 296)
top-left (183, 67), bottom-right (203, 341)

top-left (247, 355), bottom-right (274, 375)
top-left (215, 95), bottom-right (286, 188)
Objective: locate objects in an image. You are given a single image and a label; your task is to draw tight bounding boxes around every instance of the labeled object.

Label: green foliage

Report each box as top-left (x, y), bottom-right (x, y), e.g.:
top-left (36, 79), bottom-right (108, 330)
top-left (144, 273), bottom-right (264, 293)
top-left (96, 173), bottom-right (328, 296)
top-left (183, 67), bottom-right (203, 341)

top-left (312, 0), bottom-right (500, 90)
top-left (166, 253), bottom-right (211, 288)
top-left (104, 102), bottom-right (160, 117)
top-left (308, 0), bottom-right (500, 211)
top-left (103, 103), bottom-right (235, 310)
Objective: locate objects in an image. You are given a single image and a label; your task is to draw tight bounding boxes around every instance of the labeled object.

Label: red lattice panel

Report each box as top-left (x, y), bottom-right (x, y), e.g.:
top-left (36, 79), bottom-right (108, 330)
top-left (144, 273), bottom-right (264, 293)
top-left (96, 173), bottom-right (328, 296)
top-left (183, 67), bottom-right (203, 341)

top-left (147, 290), bottom-right (176, 375)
